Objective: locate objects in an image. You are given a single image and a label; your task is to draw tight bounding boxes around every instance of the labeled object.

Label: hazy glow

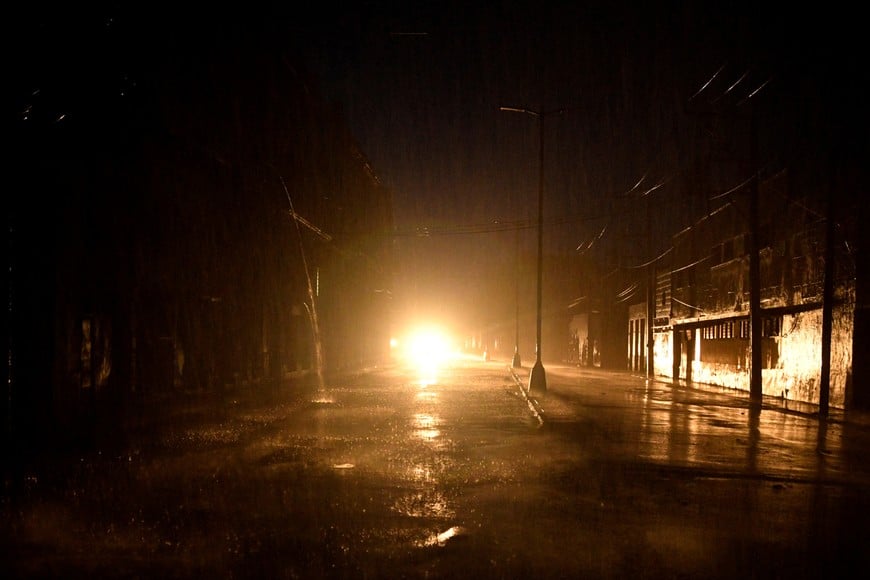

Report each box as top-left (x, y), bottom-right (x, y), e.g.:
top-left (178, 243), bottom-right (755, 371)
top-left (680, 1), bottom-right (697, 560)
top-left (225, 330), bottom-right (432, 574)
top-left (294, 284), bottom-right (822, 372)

top-left (406, 327), bottom-right (452, 366)
top-left (393, 323), bottom-right (457, 385)
top-left (416, 368), bottom-right (438, 388)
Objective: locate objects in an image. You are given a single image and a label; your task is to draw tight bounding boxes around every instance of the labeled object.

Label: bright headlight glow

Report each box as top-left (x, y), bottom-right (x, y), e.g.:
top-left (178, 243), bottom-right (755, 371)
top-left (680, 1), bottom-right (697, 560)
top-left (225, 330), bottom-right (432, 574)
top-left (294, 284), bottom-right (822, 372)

top-left (407, 326), bottom-right (452, 365)
top-left (395, 324), bottom-right (455, 369)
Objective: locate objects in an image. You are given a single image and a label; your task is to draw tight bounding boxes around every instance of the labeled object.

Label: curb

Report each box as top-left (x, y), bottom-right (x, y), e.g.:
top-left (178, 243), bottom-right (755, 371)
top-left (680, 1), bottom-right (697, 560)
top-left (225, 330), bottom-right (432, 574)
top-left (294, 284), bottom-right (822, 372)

top-left (508, 366), bottom-right (545, 427)
top-left (510, 362), bottom-right (870, 430)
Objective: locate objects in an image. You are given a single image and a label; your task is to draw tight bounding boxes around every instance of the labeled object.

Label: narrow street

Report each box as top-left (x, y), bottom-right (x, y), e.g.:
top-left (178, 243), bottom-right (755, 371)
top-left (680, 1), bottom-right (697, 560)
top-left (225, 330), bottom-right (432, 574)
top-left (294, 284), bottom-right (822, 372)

top-left (3, 354), bottom-right (869, 578)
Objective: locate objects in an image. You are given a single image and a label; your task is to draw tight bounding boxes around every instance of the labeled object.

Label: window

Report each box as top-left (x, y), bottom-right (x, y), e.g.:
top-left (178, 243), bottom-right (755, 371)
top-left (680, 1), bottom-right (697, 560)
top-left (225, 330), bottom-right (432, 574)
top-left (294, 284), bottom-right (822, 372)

top-left (763, 316), bottom-right (782, 337)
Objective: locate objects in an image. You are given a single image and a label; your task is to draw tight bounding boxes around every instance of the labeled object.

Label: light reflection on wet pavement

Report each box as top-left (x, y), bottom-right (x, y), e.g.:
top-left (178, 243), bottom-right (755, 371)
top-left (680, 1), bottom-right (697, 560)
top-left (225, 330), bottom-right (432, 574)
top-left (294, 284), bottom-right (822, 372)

top-left (3, 355), bottom-right (870, 578)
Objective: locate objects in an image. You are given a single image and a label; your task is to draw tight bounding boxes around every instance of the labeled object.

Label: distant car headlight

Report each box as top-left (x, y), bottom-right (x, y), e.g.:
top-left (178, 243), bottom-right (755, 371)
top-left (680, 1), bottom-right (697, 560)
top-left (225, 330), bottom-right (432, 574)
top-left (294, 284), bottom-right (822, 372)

top-left (397, 324), bottom-right (455, 366)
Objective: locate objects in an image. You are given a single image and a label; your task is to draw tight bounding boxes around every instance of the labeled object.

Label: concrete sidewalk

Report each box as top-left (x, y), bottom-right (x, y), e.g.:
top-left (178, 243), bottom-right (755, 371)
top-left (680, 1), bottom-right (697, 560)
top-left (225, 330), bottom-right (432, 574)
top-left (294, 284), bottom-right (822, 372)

top-left (506, 359), bottom-right (869, 428)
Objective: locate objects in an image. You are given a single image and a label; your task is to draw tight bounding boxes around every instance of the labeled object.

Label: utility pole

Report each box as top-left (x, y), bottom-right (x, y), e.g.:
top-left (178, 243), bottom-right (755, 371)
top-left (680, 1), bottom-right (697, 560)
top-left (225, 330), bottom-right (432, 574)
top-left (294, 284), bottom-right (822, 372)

top-left (748, 105), bottom-right (763, 402)
top-left (646, 191), bottom-right (655, 379)
top-left (819, 158), bottom-right (836, 416)
top-left (531, 111), bottom-right (546, 394)
top-left (499, 106), bottom-right (565, 395)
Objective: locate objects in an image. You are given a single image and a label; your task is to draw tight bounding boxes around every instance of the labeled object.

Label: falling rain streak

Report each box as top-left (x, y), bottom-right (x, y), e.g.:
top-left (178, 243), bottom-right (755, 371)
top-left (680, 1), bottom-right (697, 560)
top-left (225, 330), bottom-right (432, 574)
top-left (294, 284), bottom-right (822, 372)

top-left (5, 3), bottom-right (869, 578)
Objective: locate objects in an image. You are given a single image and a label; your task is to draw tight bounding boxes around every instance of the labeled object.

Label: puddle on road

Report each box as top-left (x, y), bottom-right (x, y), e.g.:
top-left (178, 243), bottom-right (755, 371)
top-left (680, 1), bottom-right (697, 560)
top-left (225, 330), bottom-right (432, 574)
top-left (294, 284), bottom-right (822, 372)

top-left (413, 413), bottom-right (442, 442)
top-left (409, 464), bottom-right (434, 483)
top-left (161, 425), bottom-right (243, 450)
top-left (393, 489), bottom-right (454, 519)
top-left (415, 390), bottom-right (438, 402)
top-left (310, 396), bottom-right (336, 406)
top-left (418, 525), bottom-right (466, 547)
top-left (413, 413), bottom-right (438, 429)
top-left (416, 429), bottom-right (440, 441)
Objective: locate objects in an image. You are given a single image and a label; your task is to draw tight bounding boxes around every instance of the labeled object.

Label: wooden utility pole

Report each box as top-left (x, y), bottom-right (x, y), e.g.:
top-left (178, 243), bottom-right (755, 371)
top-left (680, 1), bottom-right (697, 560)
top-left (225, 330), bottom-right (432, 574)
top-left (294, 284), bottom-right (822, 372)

top-left (819, 160), bottom-right (836, 416)
top-left (646, 191), bottom-right (655, 378)
top-left (749, 104), bottom-right (763, 401)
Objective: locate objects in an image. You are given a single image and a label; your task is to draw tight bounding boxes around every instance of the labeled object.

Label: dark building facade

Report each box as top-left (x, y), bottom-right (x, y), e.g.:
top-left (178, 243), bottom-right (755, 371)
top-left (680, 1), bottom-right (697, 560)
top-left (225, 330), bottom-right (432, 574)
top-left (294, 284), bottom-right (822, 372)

top-left (7, 15), bottom-right (392, 455)
top-left (648, 172), bottom-right (855, 409)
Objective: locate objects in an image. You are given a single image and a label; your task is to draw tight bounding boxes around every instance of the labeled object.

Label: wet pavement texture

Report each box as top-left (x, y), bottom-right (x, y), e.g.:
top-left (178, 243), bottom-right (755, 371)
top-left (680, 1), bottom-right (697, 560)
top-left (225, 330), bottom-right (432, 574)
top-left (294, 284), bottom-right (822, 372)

top-left (3, 356), bottom-right (870, 578)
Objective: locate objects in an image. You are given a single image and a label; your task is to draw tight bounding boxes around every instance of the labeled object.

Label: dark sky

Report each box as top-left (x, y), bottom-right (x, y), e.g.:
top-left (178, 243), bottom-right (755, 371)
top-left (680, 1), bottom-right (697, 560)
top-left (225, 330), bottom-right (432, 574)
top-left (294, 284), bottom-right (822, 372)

top-left (301, 1), bottom-right (672, 226)
top-left (12, 2), bottom-right (863, 225)
top-left (11, 1), bottom-right (866, 333)
top-left (289, 1), bottom-right (865, 244)
top-left (286, 1), bottom-right (866, 329)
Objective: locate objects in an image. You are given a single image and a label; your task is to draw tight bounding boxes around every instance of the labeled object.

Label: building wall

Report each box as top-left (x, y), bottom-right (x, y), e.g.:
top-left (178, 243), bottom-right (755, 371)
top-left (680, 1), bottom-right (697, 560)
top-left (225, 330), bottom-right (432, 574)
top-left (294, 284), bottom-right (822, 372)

top-left (646, 171), bottom-right (855, 409)
top-left (8, 18), bottom-right (393, 454)
top-left (653, 330), bottom-right (672, 378)
top-left (653, 297), bottom-right (853, 408)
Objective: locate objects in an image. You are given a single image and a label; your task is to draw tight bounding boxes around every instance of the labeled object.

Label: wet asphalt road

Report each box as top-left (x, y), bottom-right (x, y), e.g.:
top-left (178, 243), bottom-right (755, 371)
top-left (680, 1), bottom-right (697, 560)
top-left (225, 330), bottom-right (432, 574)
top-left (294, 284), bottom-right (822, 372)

top-left (3, 354), bottom-right (870, 578)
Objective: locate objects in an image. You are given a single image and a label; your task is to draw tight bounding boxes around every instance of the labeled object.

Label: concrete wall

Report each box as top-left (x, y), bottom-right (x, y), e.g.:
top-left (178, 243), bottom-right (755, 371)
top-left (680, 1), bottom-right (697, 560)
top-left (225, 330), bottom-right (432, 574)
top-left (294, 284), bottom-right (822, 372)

top-left (651, 296), bottom-right (854, 408)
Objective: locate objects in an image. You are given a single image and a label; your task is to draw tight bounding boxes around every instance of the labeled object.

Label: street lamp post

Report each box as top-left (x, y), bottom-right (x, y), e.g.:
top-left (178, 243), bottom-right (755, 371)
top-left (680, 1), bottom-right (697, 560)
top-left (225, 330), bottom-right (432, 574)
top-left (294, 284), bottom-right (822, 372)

top-left (500, 106), bottom-right (563, 395)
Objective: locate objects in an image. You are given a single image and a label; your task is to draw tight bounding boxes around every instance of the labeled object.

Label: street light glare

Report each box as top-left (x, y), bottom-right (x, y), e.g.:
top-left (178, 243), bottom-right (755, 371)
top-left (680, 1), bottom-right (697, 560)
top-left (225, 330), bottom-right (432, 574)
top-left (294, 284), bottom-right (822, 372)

top-left (391, 324), bottom-right (456, 387)
top-left (406, 326), bottom-right (453, 365)
top-left (391, 323), bottom-right (456, 364)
